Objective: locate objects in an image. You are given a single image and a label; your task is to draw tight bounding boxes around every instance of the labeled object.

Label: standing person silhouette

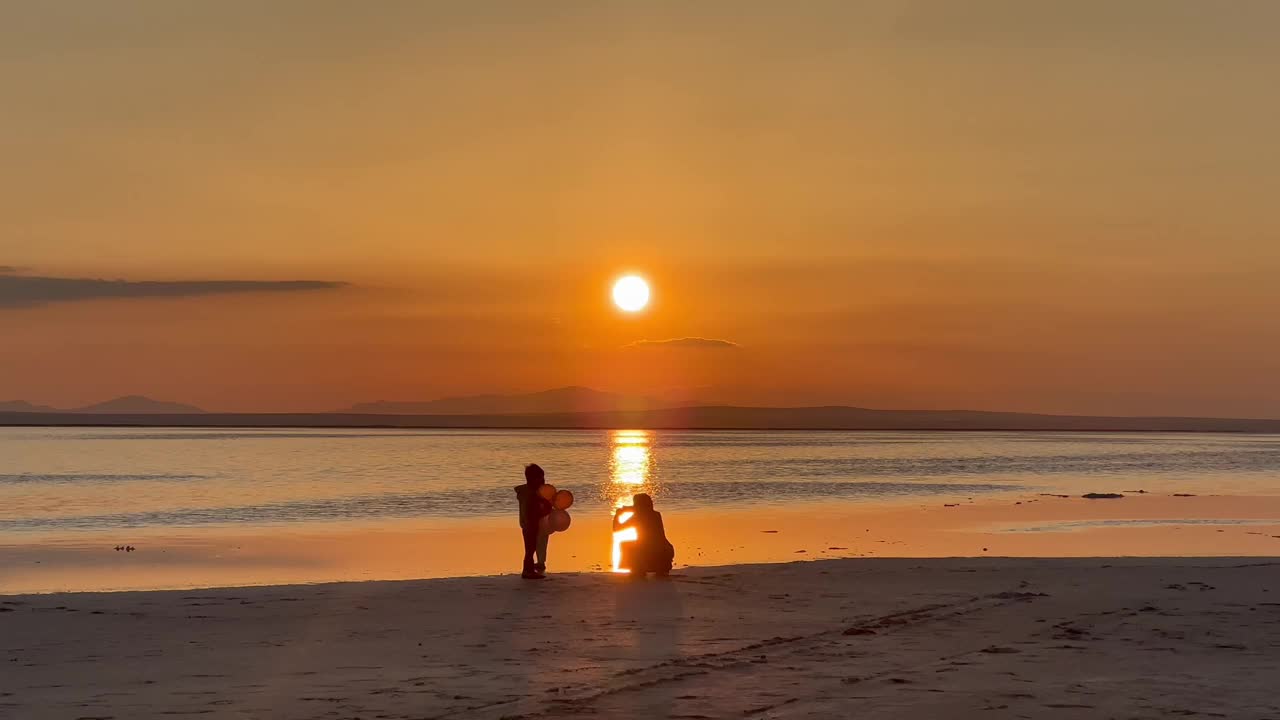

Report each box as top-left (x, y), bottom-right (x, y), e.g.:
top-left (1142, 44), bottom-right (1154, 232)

top-left (514, 463), bottom-right (553, 579)
top-left (613, 493), bottom-right (675, 577)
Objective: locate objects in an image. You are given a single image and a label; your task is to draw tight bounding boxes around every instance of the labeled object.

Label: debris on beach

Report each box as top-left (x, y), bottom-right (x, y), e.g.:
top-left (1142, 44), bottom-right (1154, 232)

top-left (989, 591), bottom-right (1049, 600)
top-left (1082, 493), bottom-right (1124, 499)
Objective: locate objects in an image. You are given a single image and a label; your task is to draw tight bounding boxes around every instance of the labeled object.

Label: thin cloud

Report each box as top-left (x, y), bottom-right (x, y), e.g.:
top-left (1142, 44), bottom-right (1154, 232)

top-left (0, 266), bottom-right (18, 274)
top-left (625, 337), bottom-right (740, 350)
top-left (0, 272), bottom-right (347, 309)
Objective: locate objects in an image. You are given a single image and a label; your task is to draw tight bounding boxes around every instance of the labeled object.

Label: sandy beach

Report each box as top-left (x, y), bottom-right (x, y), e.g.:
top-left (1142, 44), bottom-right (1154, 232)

top-left (4, 556), bottom-right (1279, 719)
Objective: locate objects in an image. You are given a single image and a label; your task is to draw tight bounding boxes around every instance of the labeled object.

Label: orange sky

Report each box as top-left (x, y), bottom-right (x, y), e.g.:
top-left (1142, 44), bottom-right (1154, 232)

top-left (2, 2), bottom-right (1279, 415)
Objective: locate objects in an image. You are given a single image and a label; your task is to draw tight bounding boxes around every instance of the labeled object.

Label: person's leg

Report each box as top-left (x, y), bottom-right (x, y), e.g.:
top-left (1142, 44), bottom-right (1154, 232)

top-left (535, 531), bottom-right (549, 571)
top-left (656, 542), bottom-right (674, 577)
top-left (620, 541), bottom-right (636, 574)
top-left (631, 543), bottom-right (654, 579)
top-left (521, 524), bottom-right (542, 578)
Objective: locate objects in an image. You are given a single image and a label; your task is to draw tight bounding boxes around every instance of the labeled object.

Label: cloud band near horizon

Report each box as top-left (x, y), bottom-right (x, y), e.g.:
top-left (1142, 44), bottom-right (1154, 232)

top-left (0, 272), bottom-right (347, 308)
top-left (625, 337), bottom-right (740, 350)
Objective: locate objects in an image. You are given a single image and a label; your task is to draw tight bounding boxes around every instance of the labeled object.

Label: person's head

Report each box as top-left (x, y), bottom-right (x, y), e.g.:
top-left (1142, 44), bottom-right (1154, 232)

top-left (524, 463), bottom-right (545, 486)
top-left (633, 493), bottom-right (654, 512)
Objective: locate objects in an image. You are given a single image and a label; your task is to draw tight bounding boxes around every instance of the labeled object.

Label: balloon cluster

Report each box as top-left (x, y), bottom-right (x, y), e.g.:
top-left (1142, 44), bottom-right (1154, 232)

top-left (537, 484), bottom-right (574, 533)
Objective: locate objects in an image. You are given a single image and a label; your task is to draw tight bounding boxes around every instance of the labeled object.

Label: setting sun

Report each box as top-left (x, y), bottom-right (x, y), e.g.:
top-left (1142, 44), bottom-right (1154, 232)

top-left (612, 275), bottom-right (650, 313)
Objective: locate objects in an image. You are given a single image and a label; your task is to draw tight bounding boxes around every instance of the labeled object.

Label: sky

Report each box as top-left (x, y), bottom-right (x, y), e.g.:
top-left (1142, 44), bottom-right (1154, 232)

top-left (2, 1), bottom-right (1279, 416)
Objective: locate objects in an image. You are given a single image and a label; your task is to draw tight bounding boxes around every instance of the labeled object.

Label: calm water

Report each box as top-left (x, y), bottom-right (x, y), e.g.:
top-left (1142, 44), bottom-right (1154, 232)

top-left (3, 428), bottom-right (1280, 537)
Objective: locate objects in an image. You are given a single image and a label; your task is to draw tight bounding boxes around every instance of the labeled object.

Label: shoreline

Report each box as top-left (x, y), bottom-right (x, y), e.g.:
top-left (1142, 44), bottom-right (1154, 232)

top-left (5, 422), bottom-right (1280, 435)
top-left (3, 551), bottom-right (1279, 600)
top-left (5, 494), bottom-right (1280, 595)
top-left (5, 413), bottom-right (1280, 433)
top-left (4, 557), bottom-right (1278, 719)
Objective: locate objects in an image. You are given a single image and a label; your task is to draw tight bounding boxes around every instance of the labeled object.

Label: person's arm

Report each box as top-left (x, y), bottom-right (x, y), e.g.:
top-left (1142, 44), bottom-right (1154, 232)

top-left (613, 506), bottom-right (636, 530)
top-left (520, 500), bottom-right (534, 528)
top-left (517, 487), bottom-right (544, 526)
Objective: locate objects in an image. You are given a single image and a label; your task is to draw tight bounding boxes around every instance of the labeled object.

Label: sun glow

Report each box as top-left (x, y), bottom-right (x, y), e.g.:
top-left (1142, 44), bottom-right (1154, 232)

top-left (612, 275), bottom-right (650, 313)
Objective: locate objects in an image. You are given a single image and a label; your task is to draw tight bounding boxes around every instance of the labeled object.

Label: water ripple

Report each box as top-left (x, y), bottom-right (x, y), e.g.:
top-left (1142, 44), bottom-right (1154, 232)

top-left (0, 473), bottom-right (209, 484)
top-left (0, 479), bottom-right (1020, 531)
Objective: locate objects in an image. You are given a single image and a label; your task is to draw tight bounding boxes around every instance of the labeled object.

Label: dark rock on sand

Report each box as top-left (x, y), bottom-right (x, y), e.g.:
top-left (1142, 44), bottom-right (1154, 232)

top-left (989, 591), bottom-right (1049, 600)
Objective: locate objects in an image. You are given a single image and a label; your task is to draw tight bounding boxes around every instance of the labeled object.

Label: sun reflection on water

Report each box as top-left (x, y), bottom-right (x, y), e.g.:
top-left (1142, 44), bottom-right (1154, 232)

top-left (609, 430), bottom-right (651, 572)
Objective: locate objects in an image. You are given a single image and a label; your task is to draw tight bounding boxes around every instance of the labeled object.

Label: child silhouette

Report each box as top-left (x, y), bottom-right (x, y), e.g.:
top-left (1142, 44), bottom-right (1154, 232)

top-left (514, 463), bottom-right (553, 579)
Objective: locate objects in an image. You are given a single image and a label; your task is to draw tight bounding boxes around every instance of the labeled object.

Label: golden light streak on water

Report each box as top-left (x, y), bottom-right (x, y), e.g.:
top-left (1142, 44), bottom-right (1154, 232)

top-left (610, 430), bottom-right (651, 572)
top-left (612, 447), bottom-right (647, 484)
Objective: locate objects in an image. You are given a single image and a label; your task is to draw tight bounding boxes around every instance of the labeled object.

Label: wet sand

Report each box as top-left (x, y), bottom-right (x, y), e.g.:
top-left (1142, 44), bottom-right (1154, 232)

top-left (4, 556), bottom-right (1279, 719)
top-left (4, 492), bottom-right (1280, 594)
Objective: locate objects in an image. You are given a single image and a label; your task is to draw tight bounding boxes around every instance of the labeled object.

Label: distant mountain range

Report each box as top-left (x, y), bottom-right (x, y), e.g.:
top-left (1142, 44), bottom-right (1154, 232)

top-left (0, 400), bottom-right (59, 413)
top-left (2, 403), bottom-right (1279, 434)
top-left (342, 386), bottom-right (666, 415)
top-left (0, 395), bottom-right (205, 414)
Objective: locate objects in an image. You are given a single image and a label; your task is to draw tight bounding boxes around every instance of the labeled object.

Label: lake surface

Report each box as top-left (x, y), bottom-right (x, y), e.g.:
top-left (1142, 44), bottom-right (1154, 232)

top-left (4, 428), bottom-right (1280, 536)
top-left (5, 428), bottom-right (1280, 593)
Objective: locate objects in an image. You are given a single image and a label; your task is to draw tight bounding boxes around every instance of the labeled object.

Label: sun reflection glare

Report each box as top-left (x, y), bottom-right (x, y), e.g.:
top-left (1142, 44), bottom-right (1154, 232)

top-left (614, 429), bottom-right (649, 444)
top-left (613, 447), bottom-right (648, 485)
top-left (609, 430), bottom-right (652, 573)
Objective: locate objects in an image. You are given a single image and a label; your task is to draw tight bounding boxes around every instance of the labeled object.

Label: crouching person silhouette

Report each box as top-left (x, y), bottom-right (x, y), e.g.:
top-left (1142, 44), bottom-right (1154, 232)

top-left (613, 493), bottom-right (675, 578)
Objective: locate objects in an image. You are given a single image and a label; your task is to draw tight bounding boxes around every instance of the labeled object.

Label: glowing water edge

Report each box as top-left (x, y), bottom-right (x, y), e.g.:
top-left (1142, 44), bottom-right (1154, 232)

top-left (4, 428), bottom-right (1280, 593)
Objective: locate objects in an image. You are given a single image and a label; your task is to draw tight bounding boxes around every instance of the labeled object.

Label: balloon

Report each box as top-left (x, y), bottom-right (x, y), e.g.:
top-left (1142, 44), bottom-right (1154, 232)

top-left (537, 484), bottom-right (557, 501)
top-left (553, 489), bottom-right (574, 510)
top-left (538, 513), bottom-right (554, 534)
top-left (549, 509), bottom-right (571, 532)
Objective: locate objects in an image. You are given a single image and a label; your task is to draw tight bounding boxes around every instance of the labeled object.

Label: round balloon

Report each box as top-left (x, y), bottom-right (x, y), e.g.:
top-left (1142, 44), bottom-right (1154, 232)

top-left (537, 484), bottom-right (557, 501)
top-left (553, 489), bottom-right (574, 510)
top-left (538, 512), bottom-right (554, 534)
top-left (549, 509), bottom-right (572, 532)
